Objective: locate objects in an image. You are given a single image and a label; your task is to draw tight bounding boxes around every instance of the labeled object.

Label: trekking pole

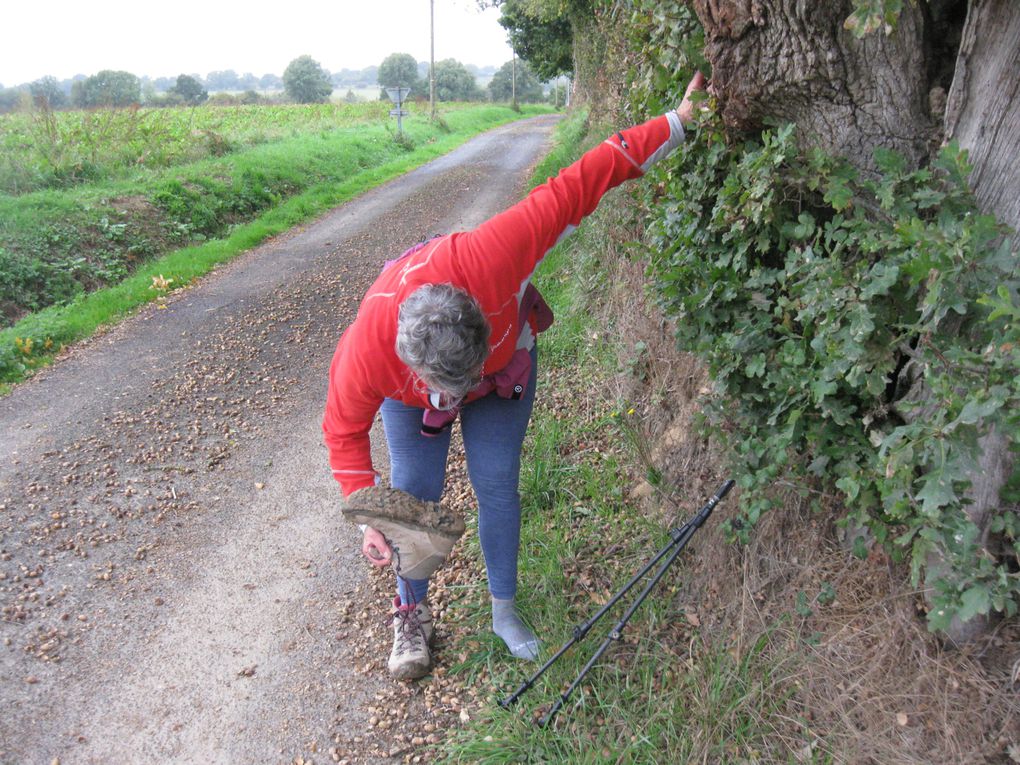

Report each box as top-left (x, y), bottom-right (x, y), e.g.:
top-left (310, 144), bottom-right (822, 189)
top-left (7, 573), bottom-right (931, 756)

top-left (498, 479), bottom-right (734, 720)
top-left (498, 515), bottom-right (698, 709)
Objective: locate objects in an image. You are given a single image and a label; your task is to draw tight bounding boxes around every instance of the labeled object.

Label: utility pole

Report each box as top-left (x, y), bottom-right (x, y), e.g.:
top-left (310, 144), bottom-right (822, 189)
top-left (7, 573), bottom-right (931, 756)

top-left (429, 0), bottom-right (436, 120)
top-left (511, 49), bottom-right (518, 110)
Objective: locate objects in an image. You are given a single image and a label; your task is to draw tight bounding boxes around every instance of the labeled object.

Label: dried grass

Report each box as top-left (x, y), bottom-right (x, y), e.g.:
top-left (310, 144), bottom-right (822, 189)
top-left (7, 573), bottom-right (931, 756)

top-left (585, 216), bottom-right (1020, 764)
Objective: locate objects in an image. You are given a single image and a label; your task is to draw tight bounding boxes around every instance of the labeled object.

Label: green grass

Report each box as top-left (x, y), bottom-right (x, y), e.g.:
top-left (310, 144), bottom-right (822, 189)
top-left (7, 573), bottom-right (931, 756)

top-left (437, 111), bottom-right (813, 764)
top-left (0, 103), bottom-right (554, 388)
top-left (0, 100), bottom-right (395, 193)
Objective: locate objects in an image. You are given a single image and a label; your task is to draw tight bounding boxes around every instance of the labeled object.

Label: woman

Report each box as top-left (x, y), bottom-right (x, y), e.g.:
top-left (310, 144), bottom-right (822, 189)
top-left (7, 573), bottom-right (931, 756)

top-left (324, 73), bottom-right (707, 679)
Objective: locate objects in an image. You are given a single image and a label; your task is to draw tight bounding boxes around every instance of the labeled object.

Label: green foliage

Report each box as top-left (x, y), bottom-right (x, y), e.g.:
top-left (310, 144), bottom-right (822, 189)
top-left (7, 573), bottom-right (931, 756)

top-left (282, 55), bottom-right (333, 104)
top-left (0, 87), bottom-right (26, 114)
top-left (498, 0), bottom-right (577, 80)
top-left (0, 103), bottom-right (555, 382)
top-left (429, 59), bottom-right (483, 102)
top-left (170, 74), bottom-right (207, 105)
top-left (0, 247), bottom-right (82, 321)
top-left (74, 70), bottom-right (141, 107)
top-left (643, 109), bottom-right (1020, 631)
top-left (622, 0), bottom-right (707, 115)
top-left (488, 59), bottom-right (545, 103)
top-left (377, 52), bottom-right (422, 98)
top-left (29, 77), bottom-right (67, 109)
top-left (205, 70), bottom-right (241, 91)
top-left (844, 0), bottom-right (905, 36)
top-left (0, 101), bottom-right (391, 195)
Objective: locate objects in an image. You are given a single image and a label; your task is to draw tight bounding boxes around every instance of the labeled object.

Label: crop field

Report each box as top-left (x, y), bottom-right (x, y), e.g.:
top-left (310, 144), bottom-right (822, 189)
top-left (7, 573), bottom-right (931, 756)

top-left (0, 100), bottom-right (553, 383)
top-left (0, 101), bottom-right (396, 194)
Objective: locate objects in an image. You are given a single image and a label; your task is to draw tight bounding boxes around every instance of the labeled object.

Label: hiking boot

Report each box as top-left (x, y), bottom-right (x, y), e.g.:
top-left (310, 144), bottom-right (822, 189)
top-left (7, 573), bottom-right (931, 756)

top-left (388, 597), bottom-right (434, 680)
top-left (344, 487), bottom-right (466, 580)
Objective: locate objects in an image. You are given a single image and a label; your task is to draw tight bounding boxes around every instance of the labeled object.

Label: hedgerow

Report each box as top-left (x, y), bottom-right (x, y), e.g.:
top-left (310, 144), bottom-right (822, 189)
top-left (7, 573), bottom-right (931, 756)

top-left (621, 0), bottom-right (1019, 630)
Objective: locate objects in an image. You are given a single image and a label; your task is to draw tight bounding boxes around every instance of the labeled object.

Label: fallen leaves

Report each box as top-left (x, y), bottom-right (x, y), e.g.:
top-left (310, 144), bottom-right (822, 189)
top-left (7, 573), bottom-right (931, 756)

top-left (150, 274), bottom-right (174, 291)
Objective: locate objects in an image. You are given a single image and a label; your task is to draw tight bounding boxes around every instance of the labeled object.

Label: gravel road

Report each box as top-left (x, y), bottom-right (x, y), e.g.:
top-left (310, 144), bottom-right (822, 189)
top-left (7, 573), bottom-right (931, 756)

top-left (0, 114), bottom-right (561, 764)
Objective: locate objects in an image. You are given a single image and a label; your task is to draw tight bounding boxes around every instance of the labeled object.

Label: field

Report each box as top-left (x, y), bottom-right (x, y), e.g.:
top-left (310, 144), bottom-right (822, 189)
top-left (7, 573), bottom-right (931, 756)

top-left (0, 101), bottom-right (394, 194)
top-left (0, 100), bottom-right (555, 383)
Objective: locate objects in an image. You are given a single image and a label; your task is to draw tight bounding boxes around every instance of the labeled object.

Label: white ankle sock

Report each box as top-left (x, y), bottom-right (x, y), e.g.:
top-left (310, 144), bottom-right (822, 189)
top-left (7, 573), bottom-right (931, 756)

top-left (492, 597), bottom-right (540, 660)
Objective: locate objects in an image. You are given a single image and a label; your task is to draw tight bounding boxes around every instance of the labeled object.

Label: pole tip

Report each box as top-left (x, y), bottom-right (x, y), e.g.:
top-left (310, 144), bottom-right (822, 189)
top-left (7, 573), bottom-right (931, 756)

top-left (716, 479), bottom-right (735, 499)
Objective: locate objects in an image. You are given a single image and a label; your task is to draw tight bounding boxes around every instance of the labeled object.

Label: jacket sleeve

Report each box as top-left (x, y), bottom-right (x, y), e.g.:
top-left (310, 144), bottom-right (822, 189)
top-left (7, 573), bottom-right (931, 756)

top-left (454, 112), bottom-right (685, 284)
top-left (322, 336), bottom-right (384, 497)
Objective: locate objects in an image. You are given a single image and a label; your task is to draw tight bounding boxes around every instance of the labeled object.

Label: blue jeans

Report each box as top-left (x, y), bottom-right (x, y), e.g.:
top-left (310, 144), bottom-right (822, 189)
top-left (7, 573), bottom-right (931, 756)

top-left (381, 347), bottom-right (537, 605)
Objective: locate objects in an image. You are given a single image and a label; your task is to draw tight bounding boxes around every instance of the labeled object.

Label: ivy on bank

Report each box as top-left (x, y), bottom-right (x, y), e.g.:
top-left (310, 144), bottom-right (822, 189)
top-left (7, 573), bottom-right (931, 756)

top-left (641, 112), bottom-right (1019, 630)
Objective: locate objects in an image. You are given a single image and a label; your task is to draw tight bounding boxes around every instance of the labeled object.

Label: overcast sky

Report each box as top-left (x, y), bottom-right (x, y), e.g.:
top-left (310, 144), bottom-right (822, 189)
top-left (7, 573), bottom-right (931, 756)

top-left (1, 0), bottom-right (514, 86)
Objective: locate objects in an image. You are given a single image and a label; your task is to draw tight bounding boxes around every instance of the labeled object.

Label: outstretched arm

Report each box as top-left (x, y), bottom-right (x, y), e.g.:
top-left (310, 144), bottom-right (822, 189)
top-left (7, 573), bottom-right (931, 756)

top-left (453, 73), bottom-right (708, 287)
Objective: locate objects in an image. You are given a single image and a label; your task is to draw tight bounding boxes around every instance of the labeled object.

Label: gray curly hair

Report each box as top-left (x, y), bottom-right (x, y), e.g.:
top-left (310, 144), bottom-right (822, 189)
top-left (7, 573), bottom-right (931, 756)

top-left (396, 284), bottom-right (490, 399)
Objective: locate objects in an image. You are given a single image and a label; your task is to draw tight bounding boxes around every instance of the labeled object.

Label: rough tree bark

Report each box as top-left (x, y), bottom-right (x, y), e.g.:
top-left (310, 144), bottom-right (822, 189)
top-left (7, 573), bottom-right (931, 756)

top-left (944, 0), bottom-right (1020, 245)
top-left (930, 0), bottom-right (1020, 644)
top-left (692, 0), bottom-right (1018, 644)
top-left (691, 0), bottom-right (934, 174)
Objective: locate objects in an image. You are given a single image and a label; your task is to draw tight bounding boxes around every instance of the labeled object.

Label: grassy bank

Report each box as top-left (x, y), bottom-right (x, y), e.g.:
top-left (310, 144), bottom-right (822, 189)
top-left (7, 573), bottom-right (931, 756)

top-left (0, 103), bottom-right (553, 388)
top-left (0, 101), bottom-right (397, 194)
top-left (435, 113), bottom-right (803, 763)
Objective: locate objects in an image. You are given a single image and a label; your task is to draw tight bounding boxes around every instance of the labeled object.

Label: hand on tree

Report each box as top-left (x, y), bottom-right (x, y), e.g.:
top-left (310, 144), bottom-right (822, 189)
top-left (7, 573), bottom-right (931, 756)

top-left (362, 526), bottom-right (392, 567)
top-left (675, 71), bottom-right (709, 125)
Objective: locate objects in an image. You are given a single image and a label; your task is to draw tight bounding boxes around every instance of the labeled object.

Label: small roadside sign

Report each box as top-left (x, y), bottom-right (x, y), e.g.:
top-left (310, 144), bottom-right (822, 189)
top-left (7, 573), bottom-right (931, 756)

top-left (385, 87), bottom-right (411, 104)
top-left (385, 87), bottom-right (412, 136)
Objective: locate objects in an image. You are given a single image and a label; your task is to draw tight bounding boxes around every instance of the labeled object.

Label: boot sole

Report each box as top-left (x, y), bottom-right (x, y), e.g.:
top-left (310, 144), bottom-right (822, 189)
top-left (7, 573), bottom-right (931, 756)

top-left (343, 487), bottom-right (465, 539)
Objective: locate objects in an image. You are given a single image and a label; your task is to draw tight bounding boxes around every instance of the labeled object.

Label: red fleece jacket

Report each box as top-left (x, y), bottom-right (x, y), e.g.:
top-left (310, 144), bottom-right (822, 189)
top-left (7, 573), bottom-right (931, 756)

top-left (323, 113), bottom-right (685, 496)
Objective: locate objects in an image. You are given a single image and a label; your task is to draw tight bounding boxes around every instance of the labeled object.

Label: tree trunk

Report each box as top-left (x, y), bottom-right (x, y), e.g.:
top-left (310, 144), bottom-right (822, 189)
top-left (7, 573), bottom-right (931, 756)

top-left (691, 0), bottom-right (934, 174)
top-left (695, 0), bottom-right (1019, 645)
top-left (925, 0), bottom-right (1020, 645)
top-left (944, 0), bottom-right (1020, 246)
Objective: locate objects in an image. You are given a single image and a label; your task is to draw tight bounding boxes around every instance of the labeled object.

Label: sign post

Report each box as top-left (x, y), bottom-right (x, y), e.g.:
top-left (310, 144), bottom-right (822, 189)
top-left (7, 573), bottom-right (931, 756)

top-left (385, 87), bottom-right (411, 136)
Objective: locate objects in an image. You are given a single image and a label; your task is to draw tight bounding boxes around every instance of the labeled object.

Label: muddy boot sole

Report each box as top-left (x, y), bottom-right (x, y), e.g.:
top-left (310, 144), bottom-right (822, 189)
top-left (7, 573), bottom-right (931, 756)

top-left (343, 486), bottom-right (465, 541)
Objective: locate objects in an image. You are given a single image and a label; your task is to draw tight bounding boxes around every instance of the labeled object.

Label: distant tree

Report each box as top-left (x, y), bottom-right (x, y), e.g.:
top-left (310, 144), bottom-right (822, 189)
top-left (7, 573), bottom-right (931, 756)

top-left (70, 80), bottom-right (86, 108)
top-left (152, 76), bottom-right (176, 92)
top-left (378, 53), bottom-right (422, 98)
top-left (238, 72), bottom-right (259, 90)
top-left (547, 80), bottom-right (569, 108)
top-left (170, 74), bottom-right (208, 105)
top-left (488, 59), bottom-right (543, 103)
top-left (29, 76), bottom-right (66, 108)
top-left (283, 55), bottom-right (333, 103)
top-left (343, 89), bottom-right (359, 103)
top-left (498, 0), bottom-right (575, 80)
top-left (430, 59), bottom-right (482, 101)
top-left (75, 70), bottom-right (141, 107)
top-left (0, 87), bottom-right (25, 113)
top-left (332, 67), bottom-right (378, 88)
top-left (141, 77), bottom-right (158, 104)
top-left (259, 73), bottom-right (283, 90)
top-left (205, 69), bottom-right (240, 92)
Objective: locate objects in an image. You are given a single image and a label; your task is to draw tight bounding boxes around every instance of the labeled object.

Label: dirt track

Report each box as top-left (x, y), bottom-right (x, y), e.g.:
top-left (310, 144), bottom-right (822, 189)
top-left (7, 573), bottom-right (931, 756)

top-left (0, 114), bottom-right (561, 764)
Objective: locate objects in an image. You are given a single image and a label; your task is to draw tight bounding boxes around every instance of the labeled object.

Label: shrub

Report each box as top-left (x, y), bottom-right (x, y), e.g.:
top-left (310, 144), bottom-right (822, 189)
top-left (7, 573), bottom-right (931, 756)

top-left (644, 114), bottom-right (1020, 630)
top-left (0, 247), bottom-right (83, 323)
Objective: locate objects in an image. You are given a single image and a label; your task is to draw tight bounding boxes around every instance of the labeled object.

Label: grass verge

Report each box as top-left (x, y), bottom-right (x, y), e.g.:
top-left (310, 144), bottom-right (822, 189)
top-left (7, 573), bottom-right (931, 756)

top-left (436, 112), bottom-right (810, 763)
top-left (0, 104), bottom-right (553, 390)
